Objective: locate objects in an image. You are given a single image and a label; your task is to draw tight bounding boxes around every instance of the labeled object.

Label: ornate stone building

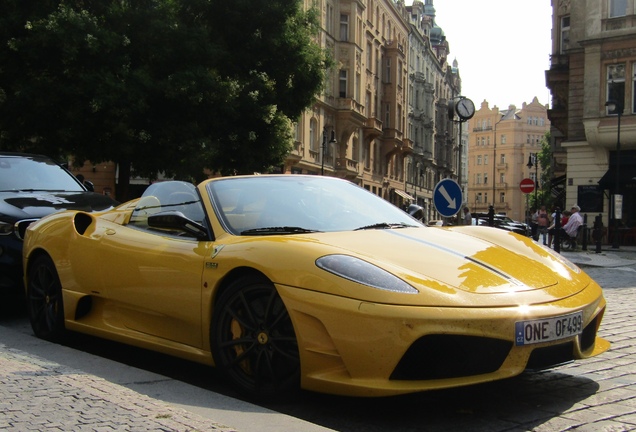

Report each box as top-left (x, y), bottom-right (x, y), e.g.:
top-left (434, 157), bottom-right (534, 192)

top-left (283, 0), bottom-right (461, 219)
top-left (546, 0), bottom-right (636, 243)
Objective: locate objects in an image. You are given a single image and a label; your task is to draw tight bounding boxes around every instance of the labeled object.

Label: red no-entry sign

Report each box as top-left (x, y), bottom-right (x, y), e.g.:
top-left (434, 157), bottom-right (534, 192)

top-left (520, 178), bottom-right (535, 194)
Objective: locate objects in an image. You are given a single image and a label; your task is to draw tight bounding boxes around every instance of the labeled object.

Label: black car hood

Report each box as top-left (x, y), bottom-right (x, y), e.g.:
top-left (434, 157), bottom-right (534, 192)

top-left (0, 191), bottom-right (117, 220)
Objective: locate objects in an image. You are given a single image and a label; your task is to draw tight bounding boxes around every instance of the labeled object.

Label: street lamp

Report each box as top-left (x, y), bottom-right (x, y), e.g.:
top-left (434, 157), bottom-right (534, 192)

top-left (526, 153), bottom-right (539, 207)
top-left (321, 128), bottom-right (337, 176)
top-left (605, 99), bottom-right (622, 249)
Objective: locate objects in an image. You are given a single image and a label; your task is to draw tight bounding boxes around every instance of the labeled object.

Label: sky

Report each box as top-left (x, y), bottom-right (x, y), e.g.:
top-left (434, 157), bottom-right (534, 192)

top-left (416, 0), bottom-right (553, 110)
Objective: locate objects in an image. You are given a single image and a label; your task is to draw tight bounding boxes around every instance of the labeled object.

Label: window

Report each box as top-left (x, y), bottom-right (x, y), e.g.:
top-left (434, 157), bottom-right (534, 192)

top-left (500, 154), bottom-right (506, 164)
top-left (366, 42), bottom-right (372, 70)
top-left (477, 155), bottom-right (482, 165)
top-left (607, 64), bottom-right (625, 114)
top-left (339, 70), bottom-right (347, 98)
top-left (500, 173), bottom-right (505, 184)
top-left (476, 193), bottom-right (482, 203)
top-left (385, 58), bottom-right (392, 83)
top-left (385, 103), bottom-right (390, 127)
top-left (560, 16), bottom-right (570, 54)
top-left (326, 4), bottom-right (334, 35)
top-left (340, 14), bottom-right (349, 41)
top-left (609, 0), bottom-right (627, 18)
top-left (501, 134), bottom-right (507, 144)
top-left (484, 155), bottom-right (488, 165)
top-left (476, 174), bottom-right (482, 184)
top-left (309, 118), bottom-right (317, 151)
top-left (499, 192), bottom-right (505, 203)
top-left (484, 173), bottom-right (488, 185)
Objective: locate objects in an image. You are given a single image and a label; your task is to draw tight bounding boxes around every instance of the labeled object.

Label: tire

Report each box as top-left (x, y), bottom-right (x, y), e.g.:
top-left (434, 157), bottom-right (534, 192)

top-left (26, 255), bottom-right (66, 342)
top-left (211, 275), bottom-right (300, 400)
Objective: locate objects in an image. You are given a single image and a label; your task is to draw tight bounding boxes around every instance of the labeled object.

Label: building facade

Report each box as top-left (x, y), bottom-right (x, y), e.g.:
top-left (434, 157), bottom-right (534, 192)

top-left (467, 99), bottom-right (549, 222)
top-left (546, 0), bottom-right (636, 244)
top-left (283, 0), bottom-right (462, 221)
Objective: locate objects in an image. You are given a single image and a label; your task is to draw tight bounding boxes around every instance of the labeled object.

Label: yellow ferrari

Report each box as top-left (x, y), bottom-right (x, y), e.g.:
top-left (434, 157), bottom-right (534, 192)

top-left (23, 175), bottom-right (609, 399)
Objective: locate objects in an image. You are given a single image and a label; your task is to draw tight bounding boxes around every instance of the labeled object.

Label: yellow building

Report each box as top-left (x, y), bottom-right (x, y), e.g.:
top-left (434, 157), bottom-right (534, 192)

top-left (467, 98), bottom-right (550, 222)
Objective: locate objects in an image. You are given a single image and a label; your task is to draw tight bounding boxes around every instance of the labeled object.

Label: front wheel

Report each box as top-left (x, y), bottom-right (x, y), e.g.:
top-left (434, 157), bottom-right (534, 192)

top-left (211, 275), bottom-right (300, 400)
top-left (26, 255), bottom-right (66, 342)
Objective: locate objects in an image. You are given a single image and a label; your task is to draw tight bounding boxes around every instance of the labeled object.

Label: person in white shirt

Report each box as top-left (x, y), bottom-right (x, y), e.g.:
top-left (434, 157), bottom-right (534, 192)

top-left (562, 205), bottom-right (583, 238)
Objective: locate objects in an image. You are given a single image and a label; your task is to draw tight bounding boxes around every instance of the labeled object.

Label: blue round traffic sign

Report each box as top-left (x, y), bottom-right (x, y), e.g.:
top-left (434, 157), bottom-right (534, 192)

top-left (433, 179), bottom-right (463, 217)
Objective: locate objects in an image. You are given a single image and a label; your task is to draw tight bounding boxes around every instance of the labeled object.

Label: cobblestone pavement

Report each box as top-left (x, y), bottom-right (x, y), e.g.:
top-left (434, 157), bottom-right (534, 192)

top-left (0, 345), bottom-right (238, 431)
top-left (536, 286), bottom-right (636, 432)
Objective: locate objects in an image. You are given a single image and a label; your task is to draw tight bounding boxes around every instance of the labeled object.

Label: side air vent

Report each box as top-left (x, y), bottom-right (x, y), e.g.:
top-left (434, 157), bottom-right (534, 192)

top-left (73, 213), bottom-right (94, 235)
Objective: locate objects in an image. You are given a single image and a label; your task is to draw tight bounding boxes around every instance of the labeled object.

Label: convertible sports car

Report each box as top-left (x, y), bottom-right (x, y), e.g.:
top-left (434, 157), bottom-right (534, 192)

top-left (23, 175), bottom-right (610, 399)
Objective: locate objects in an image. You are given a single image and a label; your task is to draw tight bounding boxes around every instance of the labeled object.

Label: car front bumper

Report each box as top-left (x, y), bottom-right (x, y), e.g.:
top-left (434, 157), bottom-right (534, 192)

top-left (277, 282), bottom-right (609, 397)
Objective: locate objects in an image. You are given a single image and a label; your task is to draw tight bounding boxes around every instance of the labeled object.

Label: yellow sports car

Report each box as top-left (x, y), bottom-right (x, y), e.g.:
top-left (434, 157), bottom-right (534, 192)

top-left (23, 175), bottom-right (609, 399)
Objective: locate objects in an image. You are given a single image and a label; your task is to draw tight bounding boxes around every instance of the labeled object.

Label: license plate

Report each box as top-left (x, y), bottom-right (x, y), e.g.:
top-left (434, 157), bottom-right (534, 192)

top-left (515, 312), bottom-right (583, 346)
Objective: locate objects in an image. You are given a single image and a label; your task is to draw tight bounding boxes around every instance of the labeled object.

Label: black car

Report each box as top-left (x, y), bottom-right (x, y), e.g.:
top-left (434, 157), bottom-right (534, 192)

top-left (0, 153), bottom-right (118, 294)
top-left (473, 212), bottom-right (531, 236)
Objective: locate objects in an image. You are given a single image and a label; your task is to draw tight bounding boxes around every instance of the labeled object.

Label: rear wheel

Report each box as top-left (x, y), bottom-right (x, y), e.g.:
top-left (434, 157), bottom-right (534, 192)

top-left (26, 255), bottom-right (66, 341)
top-left (211, 275), bottom-right (300, 400)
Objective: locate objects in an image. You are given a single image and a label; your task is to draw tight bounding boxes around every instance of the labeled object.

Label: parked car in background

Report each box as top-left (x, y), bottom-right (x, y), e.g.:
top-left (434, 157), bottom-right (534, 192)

top-left (472, 212), bottom-right (531, 236)
top-left (0, 152), bottom-right (118, 295)
top-left (23, 175), bottom-right (609, 400)
top-left (427, 219), bottom-right (445, 226)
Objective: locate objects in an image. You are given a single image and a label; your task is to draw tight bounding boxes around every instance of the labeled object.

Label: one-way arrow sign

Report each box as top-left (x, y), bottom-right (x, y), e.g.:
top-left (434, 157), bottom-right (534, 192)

top-left (433, 178), bottom-right (463, 217)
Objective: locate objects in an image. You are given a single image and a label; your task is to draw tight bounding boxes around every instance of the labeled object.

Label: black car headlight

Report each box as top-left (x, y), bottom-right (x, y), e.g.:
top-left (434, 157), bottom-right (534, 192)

top-left (316, 254), bottom-right (418, 294)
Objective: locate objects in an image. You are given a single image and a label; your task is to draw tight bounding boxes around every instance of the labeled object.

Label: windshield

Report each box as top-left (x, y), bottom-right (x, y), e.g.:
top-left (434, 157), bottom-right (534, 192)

top-left (206, 175), bottom-right (423, 235)
top-left (0, 155), bottom-right (84, 192)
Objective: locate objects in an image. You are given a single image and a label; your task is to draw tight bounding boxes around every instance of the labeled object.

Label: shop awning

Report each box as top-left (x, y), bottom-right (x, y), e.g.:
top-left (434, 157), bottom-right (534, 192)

top-left (394, 189), bottom-right (415, 200)
top-left (598, 166), bottom-right (636, 190)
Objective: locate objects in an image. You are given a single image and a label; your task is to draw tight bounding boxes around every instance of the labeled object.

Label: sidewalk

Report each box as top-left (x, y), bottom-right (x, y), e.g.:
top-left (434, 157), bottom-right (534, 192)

top-left (0, 324), bottom-right (335, 432)
top-left (559, 245), bottom-right (636, 268)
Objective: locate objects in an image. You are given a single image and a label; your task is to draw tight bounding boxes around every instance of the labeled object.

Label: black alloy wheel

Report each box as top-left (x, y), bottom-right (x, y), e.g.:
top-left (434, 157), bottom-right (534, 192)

top-left (211, 275), bottom-right (300, 400)
top-left (27, 255), bottom-right (66, 341)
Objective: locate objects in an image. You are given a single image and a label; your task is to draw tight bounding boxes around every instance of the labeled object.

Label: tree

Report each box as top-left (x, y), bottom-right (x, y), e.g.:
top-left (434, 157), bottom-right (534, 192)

top-left (0, 0), bottom-right (329, 200)
top-left (528, 131), bottom-right (553, 210)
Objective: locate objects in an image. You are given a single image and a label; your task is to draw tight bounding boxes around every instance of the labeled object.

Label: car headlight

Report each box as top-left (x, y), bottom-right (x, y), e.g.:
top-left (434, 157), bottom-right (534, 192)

top-left (0, 221), bottom-right (13, 235)
top-left (316, 254), bottom-right (418, 294)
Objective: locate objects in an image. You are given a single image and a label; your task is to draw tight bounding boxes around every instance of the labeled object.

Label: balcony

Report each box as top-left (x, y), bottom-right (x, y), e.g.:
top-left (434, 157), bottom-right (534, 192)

top-left (335, 158), bottom-right (360, 180)
top-left (337, 98), bottom-right (366, 125)
top-left (363, 117), bottom-right (383, 141)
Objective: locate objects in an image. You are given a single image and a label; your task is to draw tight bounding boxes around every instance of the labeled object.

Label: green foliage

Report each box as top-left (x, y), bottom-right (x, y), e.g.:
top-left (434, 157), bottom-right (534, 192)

top-left (0, 0), bottom-right (329, 199)
top-left (528, 131), bottom-right (553, 210)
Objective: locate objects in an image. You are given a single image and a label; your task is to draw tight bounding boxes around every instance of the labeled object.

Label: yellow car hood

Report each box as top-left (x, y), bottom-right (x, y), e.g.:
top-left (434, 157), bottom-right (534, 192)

top-left (280, 226), bottom-right (591, 307)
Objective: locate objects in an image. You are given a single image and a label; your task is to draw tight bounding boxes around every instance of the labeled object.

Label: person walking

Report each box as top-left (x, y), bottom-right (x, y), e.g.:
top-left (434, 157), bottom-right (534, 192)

top-left (537, 205), bottom-right (550, 245)
top-left (462, 206), bottom-right (472, 225)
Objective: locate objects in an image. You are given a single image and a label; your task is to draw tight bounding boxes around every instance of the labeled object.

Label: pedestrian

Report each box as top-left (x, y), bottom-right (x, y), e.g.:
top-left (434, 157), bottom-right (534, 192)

top-left (547, 209), bottom-right (567, 248)
top-left (563, 205), bottom-right (583, 239)
top-left (462, 206), bottom-right (472, 225)
top-left (530, 207), bottom-right (539, 240)
top-left (537, 205), bottom-right (550, 244)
